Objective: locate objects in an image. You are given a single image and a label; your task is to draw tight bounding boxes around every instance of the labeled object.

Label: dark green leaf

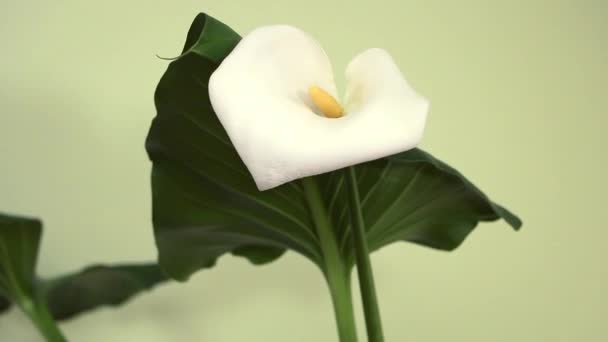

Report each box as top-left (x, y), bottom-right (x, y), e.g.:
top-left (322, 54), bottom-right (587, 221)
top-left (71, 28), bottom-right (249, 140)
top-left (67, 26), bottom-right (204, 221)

top-left (0, 212), bottom-right (167, 320)
top-left (42, 264), bottom-right (167, 320)
top-left (146, 13), bottom-right (521, 281)
top-left (318, 150), bottom-right (521, 266)
top-left (147, 13), bottom-right (319, 281)
top-left (0, 213), bottom-right (42, 303)
top-left (0, 294), bottom-right (11, 314)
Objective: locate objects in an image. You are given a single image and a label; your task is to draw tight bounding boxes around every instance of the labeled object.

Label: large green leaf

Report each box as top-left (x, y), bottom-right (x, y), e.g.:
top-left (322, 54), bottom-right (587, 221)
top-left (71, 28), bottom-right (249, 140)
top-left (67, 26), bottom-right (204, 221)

top-left (146, 13), bottom-right (521, 281)
top-left (0, 213), bottom-right (167, 321)
top-left (318, 150), bottom-right (521, 266)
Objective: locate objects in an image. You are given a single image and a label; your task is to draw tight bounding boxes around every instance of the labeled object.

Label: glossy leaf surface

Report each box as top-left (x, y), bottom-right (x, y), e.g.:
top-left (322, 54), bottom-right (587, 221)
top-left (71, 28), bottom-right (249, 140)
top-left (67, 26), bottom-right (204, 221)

top-left (318, 150), bottom-right (521, 266)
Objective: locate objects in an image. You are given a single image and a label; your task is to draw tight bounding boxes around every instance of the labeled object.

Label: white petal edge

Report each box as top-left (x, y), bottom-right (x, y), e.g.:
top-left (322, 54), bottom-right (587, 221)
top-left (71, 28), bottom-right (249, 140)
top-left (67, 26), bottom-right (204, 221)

top-left (210, 26), bottom-right (429, 191)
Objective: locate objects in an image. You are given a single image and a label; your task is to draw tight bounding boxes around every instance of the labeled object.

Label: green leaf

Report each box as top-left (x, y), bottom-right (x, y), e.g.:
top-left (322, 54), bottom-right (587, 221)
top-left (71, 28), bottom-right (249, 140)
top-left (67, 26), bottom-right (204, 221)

top-left (42, 264), bottom-right (166, 320)
top-left (147, 13), bottom-right (315, 281)
top-left (0, 294), bottom-right (11, 314)
top-left (146, 13), bottom-right (521, 281)
top-left (0, 212), bottom-right (167, 321)
top-left (0, 213), bottom-right (42, 304)
top-left (317, 150), bottom-right (521, 266)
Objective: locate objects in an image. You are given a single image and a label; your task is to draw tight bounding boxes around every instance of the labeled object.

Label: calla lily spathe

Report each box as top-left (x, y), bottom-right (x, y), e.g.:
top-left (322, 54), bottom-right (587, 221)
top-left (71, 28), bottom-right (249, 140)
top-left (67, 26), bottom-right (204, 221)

top-left (209, 25), bottom-right (429, 191)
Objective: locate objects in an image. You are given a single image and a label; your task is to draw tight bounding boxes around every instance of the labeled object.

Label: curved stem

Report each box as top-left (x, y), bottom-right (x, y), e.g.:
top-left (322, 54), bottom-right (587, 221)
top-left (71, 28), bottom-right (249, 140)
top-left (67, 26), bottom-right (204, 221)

top-left (302, 177), bottom-right (359, 342)
top-left (20, 296), bottom-right (68, 342)
top-left (346, 166), bottom-right (385, 342)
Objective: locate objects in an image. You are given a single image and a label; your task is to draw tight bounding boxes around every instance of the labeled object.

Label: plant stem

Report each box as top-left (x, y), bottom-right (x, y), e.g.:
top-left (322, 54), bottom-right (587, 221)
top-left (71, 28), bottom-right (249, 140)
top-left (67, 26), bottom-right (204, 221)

top-left (326, 264), bottom-right (359, 342)
top-left (20, 296), bottom-right (68, 342)
top-left (302, 177), bottom-right (359, 342)
top-left (345, 166), bottom-right (385, 342)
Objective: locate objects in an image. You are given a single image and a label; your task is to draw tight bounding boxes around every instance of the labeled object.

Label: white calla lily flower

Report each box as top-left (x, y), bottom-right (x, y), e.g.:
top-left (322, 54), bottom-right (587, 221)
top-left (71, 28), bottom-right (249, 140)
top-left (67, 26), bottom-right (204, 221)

top-left (209, 25), bottom-right (429, 191)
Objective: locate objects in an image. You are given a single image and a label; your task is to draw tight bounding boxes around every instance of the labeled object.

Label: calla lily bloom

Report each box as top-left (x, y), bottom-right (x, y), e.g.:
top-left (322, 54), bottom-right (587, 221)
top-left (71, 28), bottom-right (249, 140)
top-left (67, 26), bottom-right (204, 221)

top-left (209, 25), bottom-right (429, 191)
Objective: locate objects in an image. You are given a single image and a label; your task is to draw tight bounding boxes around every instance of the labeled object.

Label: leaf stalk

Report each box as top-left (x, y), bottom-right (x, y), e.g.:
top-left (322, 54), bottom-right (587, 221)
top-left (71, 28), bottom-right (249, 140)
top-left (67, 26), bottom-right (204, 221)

top-left (302, 177), bottom-right (359, 342)
top-left (346, 166), bottom-right (385, 342)
top-left (20, 294), bottom-right (67, 342)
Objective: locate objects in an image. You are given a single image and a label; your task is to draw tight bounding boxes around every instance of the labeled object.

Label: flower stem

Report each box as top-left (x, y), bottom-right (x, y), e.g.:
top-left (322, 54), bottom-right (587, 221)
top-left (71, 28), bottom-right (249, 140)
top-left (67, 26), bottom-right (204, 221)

top-left (302, 177), bottom-right (359, 342)
top-left (326, 264), bottom-right (359, 342)
top-left (19, 295), bottom-right (68, 342)
top-left (345, 166), bottom-right (385, 342)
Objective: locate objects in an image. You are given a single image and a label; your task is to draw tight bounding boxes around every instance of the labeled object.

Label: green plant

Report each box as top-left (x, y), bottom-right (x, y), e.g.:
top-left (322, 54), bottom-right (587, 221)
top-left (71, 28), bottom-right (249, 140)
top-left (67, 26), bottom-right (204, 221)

top-left (1, 12), bottom-right (521, 342)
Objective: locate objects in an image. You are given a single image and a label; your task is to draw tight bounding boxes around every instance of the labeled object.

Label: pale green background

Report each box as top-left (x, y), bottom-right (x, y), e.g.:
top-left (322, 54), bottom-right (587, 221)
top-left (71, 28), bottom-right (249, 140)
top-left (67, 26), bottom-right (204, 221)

top-left (0, 0), bottom-right (606, 341)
